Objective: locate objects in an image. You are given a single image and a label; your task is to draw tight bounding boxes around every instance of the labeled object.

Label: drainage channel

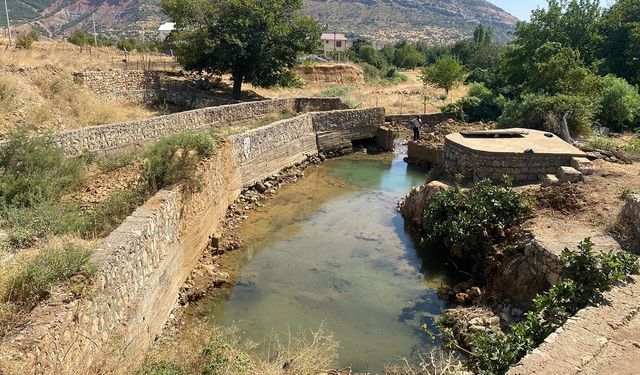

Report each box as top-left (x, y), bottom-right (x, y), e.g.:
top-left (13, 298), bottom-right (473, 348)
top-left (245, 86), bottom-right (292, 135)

top-left (183, 139), bottom-right (461, 372)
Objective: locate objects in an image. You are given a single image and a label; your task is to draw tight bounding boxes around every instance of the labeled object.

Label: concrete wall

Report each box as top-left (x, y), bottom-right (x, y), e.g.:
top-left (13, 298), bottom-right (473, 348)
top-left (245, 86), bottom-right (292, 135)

top-left (0, 106), bottom-right (385, 375)
top-left (444, 137), bottom-right (575, 183)
top-left (47, 98), bottom-right (344, 157)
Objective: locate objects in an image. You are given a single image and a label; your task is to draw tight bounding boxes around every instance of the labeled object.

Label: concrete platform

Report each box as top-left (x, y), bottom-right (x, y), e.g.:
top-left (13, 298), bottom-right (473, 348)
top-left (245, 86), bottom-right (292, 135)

top-left (444, 128), bottom-right (588, 183)
top-left (446, 128), bottom-right (586, 157)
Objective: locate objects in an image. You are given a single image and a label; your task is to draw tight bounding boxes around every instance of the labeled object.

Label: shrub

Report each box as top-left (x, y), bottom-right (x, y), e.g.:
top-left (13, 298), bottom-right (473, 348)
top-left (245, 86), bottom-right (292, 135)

top-left (67, 31), bottom-right (91, 46)
top-left (79, 190), bottom-right (146, 238)
top-left (1, 243), bottom-right (96, 309)
top-left (96, 151), bottom-right (140, 172)
top-left (594, 75), bottom-right (640, 131)
top-left (588, 135), bottom-right (620, 151)
top-left (469, 239), bottom-right (639, 375)
top-left (15, 31), bottom-right (39, 49)
top-left (142, 131), bottom-right (218, 194)
top-left (443, 83), bottom-right (505, 122)
top-left (317, 86), bottom-right (353, 98)
top-left (422, 178), bottom-right (531, 267)
top-left (0, 132), bottom-right (85, 208)
top-left (135, 361), bottom-right (186, 375)
top-left (498, 94), bottom-right (594, 136)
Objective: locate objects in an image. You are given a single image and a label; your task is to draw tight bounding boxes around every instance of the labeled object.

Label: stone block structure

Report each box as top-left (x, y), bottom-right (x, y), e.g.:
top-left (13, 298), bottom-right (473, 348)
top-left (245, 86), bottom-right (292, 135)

top-left (444, 129), bottom-right (587, 183)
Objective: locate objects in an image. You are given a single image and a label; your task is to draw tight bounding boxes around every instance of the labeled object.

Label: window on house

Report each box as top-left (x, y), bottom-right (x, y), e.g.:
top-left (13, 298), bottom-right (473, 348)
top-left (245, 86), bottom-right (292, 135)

top-left (325, 40), bottom-right (329, 44)
top-left (336, 41), bottom-right (342, 48)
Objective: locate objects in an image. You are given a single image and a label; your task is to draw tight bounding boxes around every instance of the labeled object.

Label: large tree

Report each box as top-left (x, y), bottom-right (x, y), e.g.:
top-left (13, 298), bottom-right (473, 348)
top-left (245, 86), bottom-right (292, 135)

top-left (599, 0), bottom-right (640, 85)
top-left (162, 0), bottom-right (321, 99)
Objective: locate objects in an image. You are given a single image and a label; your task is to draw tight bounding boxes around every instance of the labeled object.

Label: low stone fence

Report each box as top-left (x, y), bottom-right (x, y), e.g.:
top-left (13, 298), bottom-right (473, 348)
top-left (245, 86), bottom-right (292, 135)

top-left (0, 106), bottom-right (385, 374)
top-left (385, 113), bottom-right (455, 128)
top-left (73, 70), bottom-right (161, 95)
top-left (444, 137), bottom-right (575, 183)
top-left (48, 98), bottom-right (344, 157)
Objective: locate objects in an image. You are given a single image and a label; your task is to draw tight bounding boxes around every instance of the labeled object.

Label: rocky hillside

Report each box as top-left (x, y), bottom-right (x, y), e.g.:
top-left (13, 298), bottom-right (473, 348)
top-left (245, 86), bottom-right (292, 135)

top-left (305, 0), bottom-right (518, 44)
top-left (5, 0), bottom-right (517, 44)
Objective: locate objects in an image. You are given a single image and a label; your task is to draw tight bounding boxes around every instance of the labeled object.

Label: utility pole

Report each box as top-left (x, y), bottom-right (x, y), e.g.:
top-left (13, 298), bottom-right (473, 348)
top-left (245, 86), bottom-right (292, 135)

top-left (3, 0), bottom-right (11, 48)
top-left (92, 14), bottom-right (97, 47)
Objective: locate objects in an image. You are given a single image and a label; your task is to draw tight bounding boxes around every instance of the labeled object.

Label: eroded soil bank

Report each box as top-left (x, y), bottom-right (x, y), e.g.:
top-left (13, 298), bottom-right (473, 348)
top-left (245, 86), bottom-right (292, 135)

top-left (175, 143), bottom-right (462, 372)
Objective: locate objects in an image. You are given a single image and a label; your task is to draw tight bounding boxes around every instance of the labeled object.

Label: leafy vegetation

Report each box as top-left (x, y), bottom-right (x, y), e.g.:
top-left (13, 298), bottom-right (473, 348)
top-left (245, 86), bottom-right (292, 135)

top-left (15, 31), bottom-right (39, 49)
top-left (442, 83), bottom-right (505, 122)
top-left (142, 131), bottom-right (219, 194)
top-left (469, 239), bottom-right (639, 375)
top-left (422, 177), bottom-right (531, 269)
top-left (421, 56), bottom-right (466, 96)
top-left (162, 0), bottom-right (321, 99)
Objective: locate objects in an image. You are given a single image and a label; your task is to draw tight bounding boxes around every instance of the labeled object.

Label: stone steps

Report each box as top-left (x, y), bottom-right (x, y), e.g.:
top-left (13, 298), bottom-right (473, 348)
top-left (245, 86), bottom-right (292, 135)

top-left (540, 174), bottom-right (560, 187)
top-left (570, 156), bottom-right (595, 175)
top-left (557, 166), bottom-right (584, 183)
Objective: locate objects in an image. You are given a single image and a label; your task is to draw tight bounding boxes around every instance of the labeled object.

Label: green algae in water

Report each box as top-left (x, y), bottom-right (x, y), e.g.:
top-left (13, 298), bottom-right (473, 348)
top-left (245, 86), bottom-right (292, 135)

top-left (188, 150), bottom-right (460, 372)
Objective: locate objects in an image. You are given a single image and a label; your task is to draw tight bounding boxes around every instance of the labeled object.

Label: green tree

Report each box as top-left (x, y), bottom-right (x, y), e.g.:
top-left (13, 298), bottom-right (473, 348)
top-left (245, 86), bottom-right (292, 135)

top-left (595, 75), bottom-right (640, 130)
top-left (420, 55), bottom-right (466, 96)
top-left (393, 43), bottom-right (425, 69)
top-left (67, 31), bottom-right (91, 47)
top-left (473, 24), bottom-right (493, 45)
top-left (162, 0), bottom-right (321, 100)
top-left (500, 0), bottom-right (602, 95)
top-left (599, 0), bottom-right (640, 85)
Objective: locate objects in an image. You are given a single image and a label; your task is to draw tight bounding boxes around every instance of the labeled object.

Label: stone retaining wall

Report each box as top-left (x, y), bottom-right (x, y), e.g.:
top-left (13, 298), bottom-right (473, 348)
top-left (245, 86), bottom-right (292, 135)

top-left (407, 141), bottom-right (444, 167)
top-left (0, 106), bottom-right (385, 375)
top-left (47, 98), bottom-right (343, 157)
top-left (73, 70), bottom-right (161, 95)
top-left (313, 107), bottom-right (385, 154)
top-left (444, 137), bottom-right (575, 183)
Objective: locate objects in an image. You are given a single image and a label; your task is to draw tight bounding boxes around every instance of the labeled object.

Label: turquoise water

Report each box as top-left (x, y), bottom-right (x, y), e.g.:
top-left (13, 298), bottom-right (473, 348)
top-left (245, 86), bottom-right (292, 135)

top-left (188, 145), bottom-right (459, 372)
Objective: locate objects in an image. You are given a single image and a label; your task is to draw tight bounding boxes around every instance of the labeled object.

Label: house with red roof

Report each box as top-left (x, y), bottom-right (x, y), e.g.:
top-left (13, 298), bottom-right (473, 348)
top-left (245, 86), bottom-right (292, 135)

top-left (321, 33), bottom-right (349, 55)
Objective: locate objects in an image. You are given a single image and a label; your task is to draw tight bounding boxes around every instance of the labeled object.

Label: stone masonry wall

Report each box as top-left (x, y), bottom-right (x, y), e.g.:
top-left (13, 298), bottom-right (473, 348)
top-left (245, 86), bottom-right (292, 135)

top-left (313, 107), bottom-right (385, 154)
top-left (444, 137), bottom-right (575, 183)
top-left (623, 194), bottom-right (640, 251)
top-left (73, 70), bottom-right (161, 96)
top-left (0, 106), bottom-right (384, 375)
top-left (46, 98), bottom-right (343, 157)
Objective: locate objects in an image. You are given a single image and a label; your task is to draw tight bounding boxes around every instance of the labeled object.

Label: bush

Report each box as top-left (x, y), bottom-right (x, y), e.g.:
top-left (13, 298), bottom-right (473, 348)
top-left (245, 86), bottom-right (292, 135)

top-left (0, 132), bottom-right (85, 208)
top-left (470, 239), bottom-right (639, 375)
top-left (96, 151), bottom-right (140, 172)
top-left (594, 75), bottom-right (640, 131)
top-left (67, 31), bottom-right (91, 46)
top-left (498, 94), bottom-right (594, 136)
top-left (422, 178), bottom-right (531, 267)
top-left (443, 83), bottom-right (505, 122)
top-left (79, 190), bottom-right (146, 238)
top-left (317, 86), bottom-right (353, 98)
top-left (15, 31), bottom-right (38, 49)
top-left (1, 244), bottom-right (96, 309)
top-left (143, 131), bottom-right (218, 194)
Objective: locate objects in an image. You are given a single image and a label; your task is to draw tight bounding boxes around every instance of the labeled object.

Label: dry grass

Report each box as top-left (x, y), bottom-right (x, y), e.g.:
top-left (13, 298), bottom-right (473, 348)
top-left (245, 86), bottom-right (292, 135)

top-left (139, 324), bottom-right (338, 375)
top-left (250, 69), bottom-right (468, 114)
top-left (384, 350), bottom-right (467, 375)
top-left (0, 38), bottom-right (177, 135)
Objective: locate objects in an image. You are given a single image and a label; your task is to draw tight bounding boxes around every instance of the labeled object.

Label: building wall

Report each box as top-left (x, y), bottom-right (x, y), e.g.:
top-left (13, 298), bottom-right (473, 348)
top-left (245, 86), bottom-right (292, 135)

top-left (322, 39), bottom-right (349, 54)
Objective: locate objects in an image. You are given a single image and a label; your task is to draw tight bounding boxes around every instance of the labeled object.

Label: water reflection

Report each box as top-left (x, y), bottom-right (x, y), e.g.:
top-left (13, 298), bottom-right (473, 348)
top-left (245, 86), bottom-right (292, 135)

top-left (186, 147), bottom-right (460, 372)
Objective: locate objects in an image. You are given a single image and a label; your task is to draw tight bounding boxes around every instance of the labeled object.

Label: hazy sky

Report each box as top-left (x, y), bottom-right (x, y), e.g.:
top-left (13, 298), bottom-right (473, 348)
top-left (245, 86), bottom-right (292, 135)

top-left (488, 0), bottom-right (549, 20)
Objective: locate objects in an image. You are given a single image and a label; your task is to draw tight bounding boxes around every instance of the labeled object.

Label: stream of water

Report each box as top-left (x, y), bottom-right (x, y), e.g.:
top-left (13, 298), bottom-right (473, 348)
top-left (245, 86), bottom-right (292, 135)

top-left (186, 142), bottom-right (459, 372)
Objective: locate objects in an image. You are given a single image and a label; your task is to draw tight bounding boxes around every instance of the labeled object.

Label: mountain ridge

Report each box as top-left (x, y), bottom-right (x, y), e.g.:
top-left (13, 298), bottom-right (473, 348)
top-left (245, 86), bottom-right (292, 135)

top-left (4, 0), bottom-right (518, 45)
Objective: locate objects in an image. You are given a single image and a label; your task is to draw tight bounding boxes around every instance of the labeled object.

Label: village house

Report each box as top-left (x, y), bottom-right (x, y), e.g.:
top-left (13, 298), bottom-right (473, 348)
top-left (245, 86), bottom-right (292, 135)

top-left (321, 33), bottom-right (349, 55)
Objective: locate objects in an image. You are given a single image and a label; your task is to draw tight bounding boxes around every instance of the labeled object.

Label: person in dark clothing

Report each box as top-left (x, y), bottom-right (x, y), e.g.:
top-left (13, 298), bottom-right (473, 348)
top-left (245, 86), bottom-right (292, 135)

top-left (411, 116), bottom-right (422, 141)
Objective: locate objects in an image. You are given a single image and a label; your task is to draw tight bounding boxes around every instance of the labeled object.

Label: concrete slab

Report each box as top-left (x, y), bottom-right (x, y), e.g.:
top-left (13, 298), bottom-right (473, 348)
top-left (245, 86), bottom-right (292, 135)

top-left (446, 128), bottom-right (586, 156)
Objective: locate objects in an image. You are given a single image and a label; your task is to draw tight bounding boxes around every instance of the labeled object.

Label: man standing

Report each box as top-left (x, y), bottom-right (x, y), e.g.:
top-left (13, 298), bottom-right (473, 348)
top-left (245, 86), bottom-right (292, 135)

top-left (411, 116), bottom-right (422, 141)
